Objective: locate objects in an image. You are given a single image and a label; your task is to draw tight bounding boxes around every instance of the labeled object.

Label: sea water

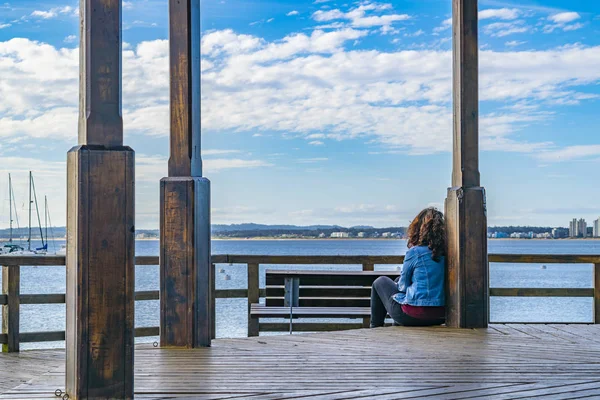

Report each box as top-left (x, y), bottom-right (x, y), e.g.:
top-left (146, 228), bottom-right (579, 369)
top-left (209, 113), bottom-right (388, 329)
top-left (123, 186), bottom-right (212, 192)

top-left (5, 239), bottom-right (599, 349)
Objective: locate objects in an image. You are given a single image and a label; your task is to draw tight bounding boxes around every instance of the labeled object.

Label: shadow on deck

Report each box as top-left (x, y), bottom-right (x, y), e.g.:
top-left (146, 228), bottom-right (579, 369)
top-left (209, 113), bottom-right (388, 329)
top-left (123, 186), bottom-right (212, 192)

top-left (2, 324), bottom-right (600, 399)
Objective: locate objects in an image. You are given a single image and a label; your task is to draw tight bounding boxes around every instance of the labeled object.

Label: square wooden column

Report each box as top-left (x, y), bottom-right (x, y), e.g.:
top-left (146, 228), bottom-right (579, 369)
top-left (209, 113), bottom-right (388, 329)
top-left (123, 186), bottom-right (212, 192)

top-left (160, 0), bottom-right (212, 348)
top-left (66, 0), bottom-right (135, 398)
top-left (444, 0), bottom-right (489, 328)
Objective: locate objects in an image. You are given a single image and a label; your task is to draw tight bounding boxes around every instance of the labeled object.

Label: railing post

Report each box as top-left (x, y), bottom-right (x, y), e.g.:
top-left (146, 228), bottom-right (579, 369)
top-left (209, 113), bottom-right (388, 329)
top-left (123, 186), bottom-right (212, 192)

top-left (2, 265), bottom-right (20, 353)
top-left (362, 263), bottom-right (374, 328)
top-left (595, 263), bottom-right (600, 324)
top-left (248, 263), bottom-right (260, 337)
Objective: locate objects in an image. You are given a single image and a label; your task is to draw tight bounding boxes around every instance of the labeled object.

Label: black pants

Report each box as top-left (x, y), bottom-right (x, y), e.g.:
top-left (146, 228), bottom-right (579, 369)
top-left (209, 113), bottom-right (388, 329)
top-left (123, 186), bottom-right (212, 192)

top-left (370, 276), bottom-right (444, 328)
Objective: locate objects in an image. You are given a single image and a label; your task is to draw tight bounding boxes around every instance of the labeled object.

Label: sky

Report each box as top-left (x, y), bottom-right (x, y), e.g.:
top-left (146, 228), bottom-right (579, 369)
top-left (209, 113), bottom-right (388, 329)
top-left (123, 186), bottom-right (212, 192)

top-left (0, 0), bottom-right (600, 229)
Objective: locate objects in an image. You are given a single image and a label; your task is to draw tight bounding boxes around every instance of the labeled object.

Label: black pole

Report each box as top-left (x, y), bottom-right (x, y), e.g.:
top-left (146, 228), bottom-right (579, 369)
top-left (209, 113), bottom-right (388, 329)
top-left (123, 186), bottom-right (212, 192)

top-left (8, 174), bottom-right (12, 243)
top-left (28, 171), bottom-right (31, 250)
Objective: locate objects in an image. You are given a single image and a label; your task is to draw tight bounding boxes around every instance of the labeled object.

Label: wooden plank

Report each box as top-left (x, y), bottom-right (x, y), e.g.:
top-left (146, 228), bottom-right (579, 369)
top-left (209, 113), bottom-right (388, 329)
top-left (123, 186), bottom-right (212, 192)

top-left (489, 254), bottom-right (600, 264)
top-left (266, 287), bottom-right (371, 298)
top-left (20, 331), bottom-right (65, 343)
top-left (135, 291), bottom-right (159, 301)
top-left (259, 323), bottom-right (364, 332)
top-left (265, 298), bottom-right (370, 307)
top-left (0, 253), bottom-right (599, 268)
top-left (213, 255), bottom-right (405, 265)
top-left (489, 288), bottom-right (593, 297)
top-left (2, 265), bottom-right (19, 352)
top-left (251, 305), bottom-right (370, 318)
top-left (20, 294), bottom-right (65, 304)
top-left (0, 253), bottom-right (597, 268)
top-left (247, 263), bottom-right (260, 337)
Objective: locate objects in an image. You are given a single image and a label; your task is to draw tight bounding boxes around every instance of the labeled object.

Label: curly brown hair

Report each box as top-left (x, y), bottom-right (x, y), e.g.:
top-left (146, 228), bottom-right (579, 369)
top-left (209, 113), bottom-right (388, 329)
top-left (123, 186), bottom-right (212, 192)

top-left (406, 208), bottom-right (446, 261)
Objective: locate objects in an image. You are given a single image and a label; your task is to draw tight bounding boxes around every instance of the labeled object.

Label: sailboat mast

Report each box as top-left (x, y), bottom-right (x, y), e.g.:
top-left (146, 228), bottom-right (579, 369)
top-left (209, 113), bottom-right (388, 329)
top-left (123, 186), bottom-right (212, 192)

top-left (28, 171), bottom-right (32, 250)
top-left (45, 196), bottom-right (48, 245)
top-left (31, 174), bottom-right (45, 248)
top-left (9, 174), bottom-right (12, 243)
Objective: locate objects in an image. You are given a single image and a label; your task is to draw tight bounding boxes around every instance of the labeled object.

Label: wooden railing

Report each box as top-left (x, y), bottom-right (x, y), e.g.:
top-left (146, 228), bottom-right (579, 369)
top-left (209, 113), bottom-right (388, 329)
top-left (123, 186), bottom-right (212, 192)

top-left (2, 254), bottom-right (599, 351)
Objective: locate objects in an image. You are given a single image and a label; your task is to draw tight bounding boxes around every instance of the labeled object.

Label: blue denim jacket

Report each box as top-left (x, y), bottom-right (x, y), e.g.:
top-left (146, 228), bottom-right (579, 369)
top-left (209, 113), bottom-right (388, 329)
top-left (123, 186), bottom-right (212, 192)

top-left (393, 246), bottom-right (445, 306)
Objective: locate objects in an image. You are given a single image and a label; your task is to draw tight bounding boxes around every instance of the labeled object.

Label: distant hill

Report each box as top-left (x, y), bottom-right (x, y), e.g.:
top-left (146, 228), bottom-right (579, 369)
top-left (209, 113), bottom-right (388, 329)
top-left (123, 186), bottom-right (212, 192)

top-left (212, 223), bottom-right (344, 232)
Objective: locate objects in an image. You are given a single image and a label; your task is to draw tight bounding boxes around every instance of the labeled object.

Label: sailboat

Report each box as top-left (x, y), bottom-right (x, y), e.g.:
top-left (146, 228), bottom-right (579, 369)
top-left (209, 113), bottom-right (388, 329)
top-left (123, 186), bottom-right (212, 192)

top-left (0, 174), bottom-right (26, 255)
top-left (1, 172), bottom-right (52, 256)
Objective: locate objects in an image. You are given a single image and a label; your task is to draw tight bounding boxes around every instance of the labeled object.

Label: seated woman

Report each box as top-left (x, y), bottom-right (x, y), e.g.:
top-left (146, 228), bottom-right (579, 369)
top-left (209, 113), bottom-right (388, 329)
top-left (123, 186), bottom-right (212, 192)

top-left (370, 207), bottom-right (446, 327)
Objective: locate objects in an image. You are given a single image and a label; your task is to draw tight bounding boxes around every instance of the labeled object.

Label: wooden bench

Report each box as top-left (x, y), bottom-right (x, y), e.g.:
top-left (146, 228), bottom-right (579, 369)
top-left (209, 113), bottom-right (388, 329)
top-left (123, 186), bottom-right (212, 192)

top-left (250, 270), bottom-right (400, 335)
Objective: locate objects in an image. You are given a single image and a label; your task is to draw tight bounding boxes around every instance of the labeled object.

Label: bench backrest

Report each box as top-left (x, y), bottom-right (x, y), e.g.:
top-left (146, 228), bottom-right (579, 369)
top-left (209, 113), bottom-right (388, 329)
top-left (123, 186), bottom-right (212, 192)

top-left (265, 270), bottom-right (401, 308)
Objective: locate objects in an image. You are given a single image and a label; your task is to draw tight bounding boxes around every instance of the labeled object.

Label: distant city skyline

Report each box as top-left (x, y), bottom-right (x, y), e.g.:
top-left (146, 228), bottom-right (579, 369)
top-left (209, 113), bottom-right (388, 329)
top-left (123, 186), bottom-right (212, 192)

top-left (1, 0), bottom-right (600, 229)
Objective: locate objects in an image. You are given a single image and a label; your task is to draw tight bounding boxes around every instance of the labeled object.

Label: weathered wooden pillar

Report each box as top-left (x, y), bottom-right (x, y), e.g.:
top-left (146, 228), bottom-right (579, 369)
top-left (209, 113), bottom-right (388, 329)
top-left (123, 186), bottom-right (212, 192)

top-left (66, 0), bottom-right (135, 398)
top-left (160, 0), bottom-right (212, 348)
top-left (444, 0), bottom-right (489, 329)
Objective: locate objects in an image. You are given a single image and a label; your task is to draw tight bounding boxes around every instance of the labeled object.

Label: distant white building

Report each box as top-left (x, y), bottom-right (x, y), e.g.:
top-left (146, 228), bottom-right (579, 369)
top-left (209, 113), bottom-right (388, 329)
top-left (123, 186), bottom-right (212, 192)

top-left (594, 218), bottom-right (600, 238)
top-left (357, 232), bottom-right (365, 238)
top-left (570, 218), bottom-right (587, 237)
top-left (578, 219), bottom-right (587, 238)
top-left (382, 232), bottom-right (392, 238)
top-left (330, 232), bottom-right (349, 238)
top-left (569, 218), bottom-right (577, 237)
top-left (318, 233), bottom-right (326, 238)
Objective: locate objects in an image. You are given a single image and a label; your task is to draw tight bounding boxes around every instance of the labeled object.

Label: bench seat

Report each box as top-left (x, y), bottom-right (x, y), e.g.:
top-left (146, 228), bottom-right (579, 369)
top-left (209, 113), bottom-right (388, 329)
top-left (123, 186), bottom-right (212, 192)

top-left (250, 303), bottom-right (370, 318)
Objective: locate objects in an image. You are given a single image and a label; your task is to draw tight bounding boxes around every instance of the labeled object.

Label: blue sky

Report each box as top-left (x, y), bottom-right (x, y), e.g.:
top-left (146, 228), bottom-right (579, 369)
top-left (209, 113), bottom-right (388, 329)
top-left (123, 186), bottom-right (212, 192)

top-left (1, 0), bottom-right (600, 229)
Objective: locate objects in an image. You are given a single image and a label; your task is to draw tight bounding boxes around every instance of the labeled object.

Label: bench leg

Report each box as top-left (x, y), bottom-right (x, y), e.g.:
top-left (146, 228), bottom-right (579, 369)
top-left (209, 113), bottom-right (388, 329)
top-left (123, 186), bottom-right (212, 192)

top-left (362, 316), bottom-right (370, 329)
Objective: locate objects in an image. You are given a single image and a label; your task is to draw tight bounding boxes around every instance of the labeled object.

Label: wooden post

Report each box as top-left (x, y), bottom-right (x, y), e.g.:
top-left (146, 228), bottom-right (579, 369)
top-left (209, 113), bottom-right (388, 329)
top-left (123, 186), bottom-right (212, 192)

top-left (2, 266), bottom-right (20, 353)
top-left (160, 0), bottom-right (212, 348)
top-left (66, 0), bottom-right (135, 398)
top-left (594, 263), bottom-right (600, 323)
top-left (444, 0), bottom-right (488, 329)
top-left (211, 263), bottom-right (216, 339)
top-left (247, 263), bottom-right (260, 337)
top-left (362, 263), bottom-right (374, 328)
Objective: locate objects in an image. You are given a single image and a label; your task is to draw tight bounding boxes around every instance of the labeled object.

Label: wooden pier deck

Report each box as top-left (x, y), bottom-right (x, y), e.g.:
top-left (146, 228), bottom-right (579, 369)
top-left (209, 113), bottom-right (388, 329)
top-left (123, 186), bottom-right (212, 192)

top-left (2, 324), bottom-right (600, 399)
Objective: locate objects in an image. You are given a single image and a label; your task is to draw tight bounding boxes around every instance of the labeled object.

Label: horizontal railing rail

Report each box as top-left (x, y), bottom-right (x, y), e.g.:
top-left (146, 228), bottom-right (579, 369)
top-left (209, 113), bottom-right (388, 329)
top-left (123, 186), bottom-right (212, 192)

top-left (1, 253), bottom-right (599, 351)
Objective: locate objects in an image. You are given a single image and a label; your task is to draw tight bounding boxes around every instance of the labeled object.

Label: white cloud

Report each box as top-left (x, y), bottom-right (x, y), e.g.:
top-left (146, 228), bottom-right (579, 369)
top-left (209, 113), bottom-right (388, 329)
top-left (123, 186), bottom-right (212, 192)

top-left (433, 18), bottom-right (451, 35)
top-left (286, 10), bottom-right (299, 16)
top-left (544, 12), bottom-right (584, 33)
top-left (479, 8), bottom-right (520, 20)
top-left (505, 40), bottom-right (526, 47)
top-left (63, 35), bottom-right (76, 43)
top-left (30, 6), bottom-right (76, 19)
top-left (549, 12), bottom-right (580, 24)
top-left (308, 141), bottom-right (325, 146)
top-left (123, 1), bottom-right (134, 9)
top-left (404, 29), bottom-right (424, 37)
top-left (483, 20), bottom-right (529, 37)
top-left (535, 145), bottom-right (600, 162)
top-left (2, 31), bottom-right (600, 160)
top-left (0, 23), bottom-right (11, 29)
top-left (312, 3), bottom-right (410, 30)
